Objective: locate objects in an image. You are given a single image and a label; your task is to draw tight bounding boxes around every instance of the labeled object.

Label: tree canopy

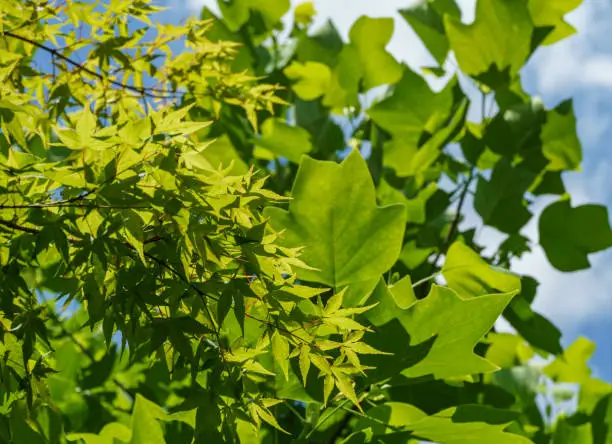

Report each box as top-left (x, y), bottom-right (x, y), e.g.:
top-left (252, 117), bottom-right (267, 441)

top-left (0, 0), bottom-right (610, 443)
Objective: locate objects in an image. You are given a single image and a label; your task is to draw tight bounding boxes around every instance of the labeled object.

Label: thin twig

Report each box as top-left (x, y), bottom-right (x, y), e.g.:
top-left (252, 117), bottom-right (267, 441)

top-left (0, 219), bottom-right (39, 235)
top-left (3, 31), bottom-right (173, 99)
top-left (430, 168), bottom-right (475, 269)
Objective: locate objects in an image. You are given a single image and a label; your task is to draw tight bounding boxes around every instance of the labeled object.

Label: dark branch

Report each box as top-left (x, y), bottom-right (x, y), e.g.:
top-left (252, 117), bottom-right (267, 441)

top-left (3, 31), bottom-right (184, 100)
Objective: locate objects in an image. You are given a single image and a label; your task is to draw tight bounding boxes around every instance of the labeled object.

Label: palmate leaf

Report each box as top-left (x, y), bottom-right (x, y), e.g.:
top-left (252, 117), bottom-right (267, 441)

top-left (544, 337), bottom-right (595, 383)
top-left (541, 99), bottom-right (582, 171)
top-left (295, 19), bottom-right (344, 66)
top-left (265, 150), bottom-right (406, 289)
top-left (502, 276), bottom-right (563, 355)
top-left (367, 65), bottom-right (454, 140)
top-left (399, 0), bottom-right (461, 65)
top-left (217, 0), bottom-right (290, 32)
top-left (474, 159), bottom-right (535, 234)
top-left (284, 61), bottom-right (332, 101)
top-left (381, 96), bottom-right (468, 178)
top-left (252, 118), bottom-right (312, 163)
top-left (362, 285), bottom-right (517, 382)
top-left (528, 0), bottom-right (583, 45)
top-left (346, 16), bottom-right (403, 90)
top-left (539, 198), bottom-right (612, 271)
top-left (442, 241), bottom-right (521, 298)
top-left (352, 403), bottom-right (532, 444)
top-left (1, 0), bottom-right (608, 440)
top-left (271, 330), bottom-right (290, 380)
top-left (444, 0), bottom-right (533, 87)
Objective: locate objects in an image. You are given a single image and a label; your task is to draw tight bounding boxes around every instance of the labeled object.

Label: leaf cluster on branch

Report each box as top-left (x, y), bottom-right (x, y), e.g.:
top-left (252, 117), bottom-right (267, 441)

top-left (0, 0), bottom-right (611, 443)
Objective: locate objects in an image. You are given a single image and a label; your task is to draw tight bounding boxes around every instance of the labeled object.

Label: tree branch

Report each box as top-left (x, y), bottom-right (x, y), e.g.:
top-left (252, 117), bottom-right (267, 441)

top-left (2, 30), bottom-right (173, 99)
top-left (419, 169), bottom-right (475, 298)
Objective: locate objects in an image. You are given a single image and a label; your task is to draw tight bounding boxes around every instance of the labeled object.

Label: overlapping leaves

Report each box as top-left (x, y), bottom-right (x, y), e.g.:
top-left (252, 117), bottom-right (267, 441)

top-left (0, 0), bottom-right (609, 442)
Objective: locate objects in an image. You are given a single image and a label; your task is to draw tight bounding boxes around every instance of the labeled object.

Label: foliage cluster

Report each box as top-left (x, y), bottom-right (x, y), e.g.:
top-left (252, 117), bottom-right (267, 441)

top-left (0, 0), bottom-right (611, 443)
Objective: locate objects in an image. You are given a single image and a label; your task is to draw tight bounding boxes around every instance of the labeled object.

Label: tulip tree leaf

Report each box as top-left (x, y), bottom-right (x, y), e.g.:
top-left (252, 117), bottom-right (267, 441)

top-left (265, 150), bottom-right (406, 288)
top-left (399, 0), bottom-right (461, 65)
top-left (0, 0), bottom-right (608, 441)
top-left (295, 19), bottom-right (344, 66)
top-left (200, 135), bottom-right (249, 175)
top-left (503, 289), bottom-right (563, 356)
top-left (218, 0), bottom-right (290, 32)
top-left (347, 17), bottom-right (403, 90)
top-left (528, 0), bottom-right (583, 45)
top-left (442, 241), bottom-right (521, 298)
top-left (253, 118), bottom-right (312, 163)
top-left (382, 97), bottom-right (468, 177)
top-left (539, 199), bottom-right (612, 271)
top-left (363, 285), bottom-right (517, 381)
top-left (444, 0), bottom-right (533, 86)
top-left (474, 159), bottom-right (535, 234)
top-left (355, 402), bottom-right (532, 443)
top-left (367, 65), bottom-right (453, 141)
top-left (541, 100), bottom-right (582, 171)
top-left (129, 395), bottom-right (167, 444)
top-left (284, 61), bottom-right (332, 101)
top-left (544, 337), bottom-right (595, 383)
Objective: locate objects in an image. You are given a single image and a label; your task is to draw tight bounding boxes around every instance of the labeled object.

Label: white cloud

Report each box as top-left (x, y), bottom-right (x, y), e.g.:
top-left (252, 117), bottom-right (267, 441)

top-left (185, 0), bottom-right (217, 13)
top-left (525, 1), bottom-right (612, 100)
top-left (582, 56), bottom-right (612, 88)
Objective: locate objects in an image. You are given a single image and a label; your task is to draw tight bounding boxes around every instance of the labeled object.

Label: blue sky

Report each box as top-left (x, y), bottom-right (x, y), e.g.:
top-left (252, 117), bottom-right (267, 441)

top-left (162, 0), bottom-right (612, 380)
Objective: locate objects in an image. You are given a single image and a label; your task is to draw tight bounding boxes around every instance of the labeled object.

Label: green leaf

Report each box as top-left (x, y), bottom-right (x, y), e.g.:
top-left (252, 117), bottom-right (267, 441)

top-left (528, 0), bottom-right (582, 45)
top-left (252, 403), bottom-right (290, 434)
top-left (368, 66), bottom-right (453, 140)
top-left (388, 275), bottom-right (417, 309)
top-left (579, 378), bottom-right (612, 414)
top-left (271, 330), bottom-right (290, 381)
top-left (444, 0), bottom-right (533, 86)
top-left (299, 345), bottom-right (310, 386)
top-left (200, 135), bottom-right (249, 175)
top-left (552, 414), bottom-right (593, 443)
top-left (284, 61), bottom-right (332, 101)
top-left (442, 241), bottom-right (521, 298)
top-left (253, 118), bottom-right (312, 163)
top-left (354, 401), bottom-right (426, 434)
top-left (253, 0), bottom-right (290, 28)
top-left (362, 278), bottom-right (409, 327)
top-left (243, 360), bottom-right (276, 376)
top-left (544, 337), bottom-right (595, 383)
top-left (265, 150), bottom-right (406, 288)
top-left (218, 0), bottom-right (290, 32)
top-left (294, 2), bottom-right (316, 26)
top-left (382, 97), bottom-right (468, 177)
top-left (67, 423), bottom-right (132, 444)
top-left (399, 0), bottom-right (461, 65)
top-left (324, 316), bottom-right (369, 332)
top-left (592, 394), bottom-right (612, 444)
top-left (122, 210), bottom-right (145, 263)
top-left (363, 285), bottom-right (517, 381)
top-left (295, 19), bottom-right (344, 67)
top-left (355, 403), bottom-right (531, 443)
top-left (332, 369), bottom-right (361, 411)
top-left (539, 199), bottom-right (612, 271)
top-left (474, 159), bottom-right (534, 234)
top-left (347, 16), bottom-right (403, 90)
top-left (541, 100), bottom-right (582, 171)
top-left (322, 46), bottom-right (362, 110)
top-left (130, 395), bottom-right (167, 444)
top-left (323, 374), bottom-right (334, 406)
top-left (504, 302), bottom-right (562, 356)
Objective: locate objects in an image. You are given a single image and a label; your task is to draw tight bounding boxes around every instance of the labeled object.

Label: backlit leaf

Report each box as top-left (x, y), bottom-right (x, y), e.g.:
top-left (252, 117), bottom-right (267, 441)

top-left (539, 199), bottom-right (612, 271)
top-left (265, 150), bottom-right (406, 288)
